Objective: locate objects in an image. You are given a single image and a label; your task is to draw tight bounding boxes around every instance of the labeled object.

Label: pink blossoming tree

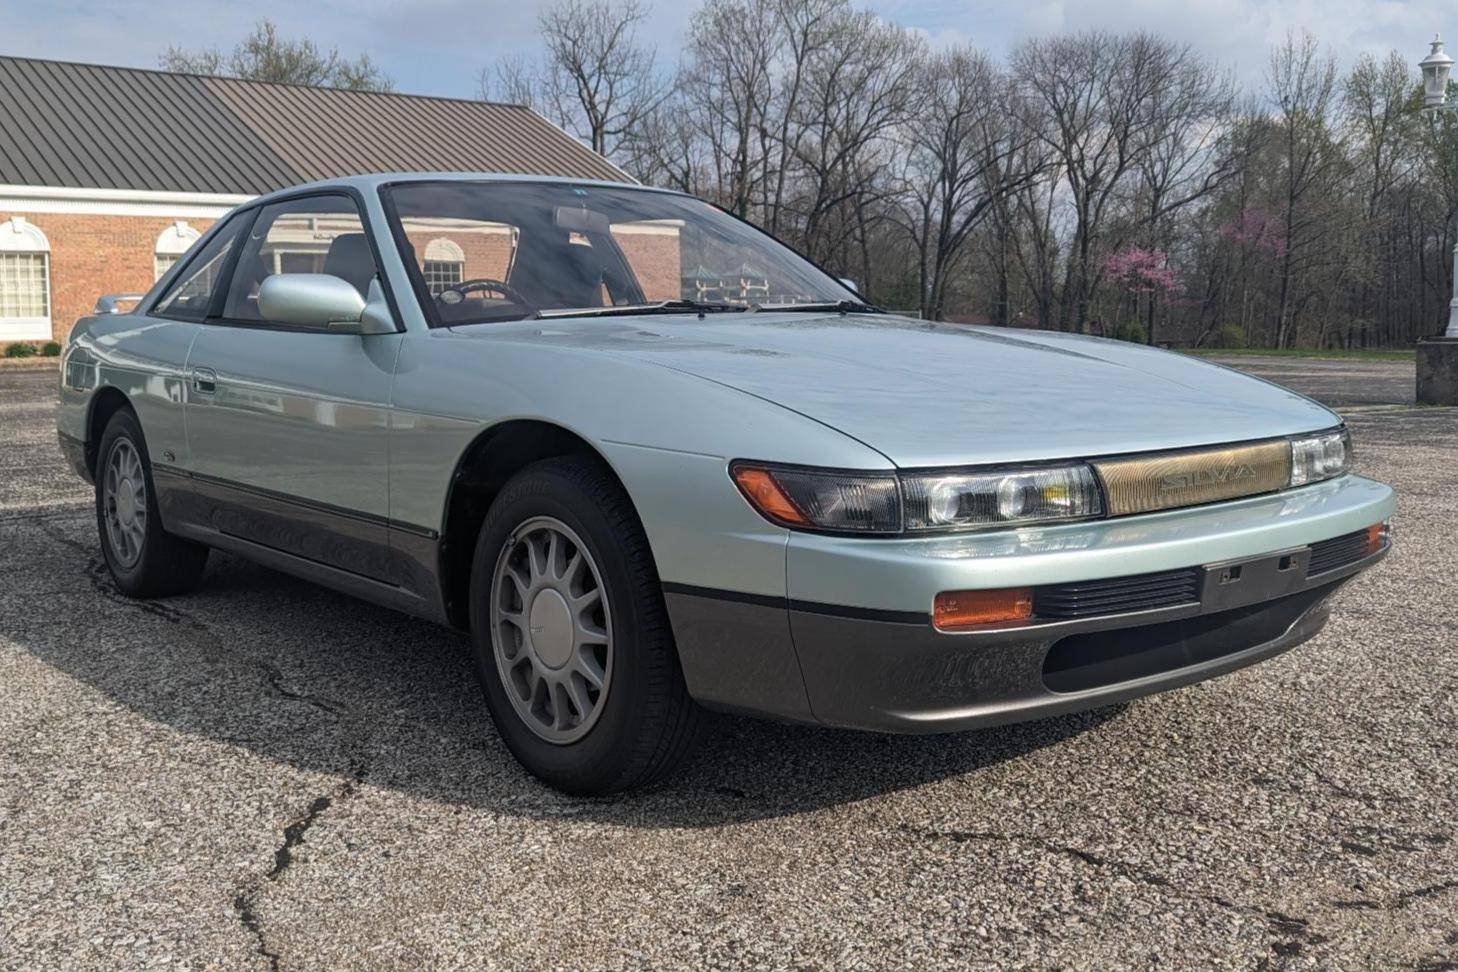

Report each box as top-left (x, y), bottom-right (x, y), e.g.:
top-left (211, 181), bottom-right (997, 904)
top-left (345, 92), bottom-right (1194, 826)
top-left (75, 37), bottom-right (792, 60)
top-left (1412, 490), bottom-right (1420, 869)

top-left (1104, 247), bottom-right (1181, 342)
top-left (1219, 207), bottom-right (1288, 259)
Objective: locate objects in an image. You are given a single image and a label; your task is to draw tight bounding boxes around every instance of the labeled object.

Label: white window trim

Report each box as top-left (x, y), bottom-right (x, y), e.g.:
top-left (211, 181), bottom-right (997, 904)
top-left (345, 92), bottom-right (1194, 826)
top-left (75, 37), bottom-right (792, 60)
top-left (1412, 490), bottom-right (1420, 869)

top-left (155, 220), bottom-right (202, 280)
top-left (155, 220), bottom-right (201, 256)
top-left (423, 237), bottom-right (466, 262)
top-left (0, 217), bottom-right (52, 340)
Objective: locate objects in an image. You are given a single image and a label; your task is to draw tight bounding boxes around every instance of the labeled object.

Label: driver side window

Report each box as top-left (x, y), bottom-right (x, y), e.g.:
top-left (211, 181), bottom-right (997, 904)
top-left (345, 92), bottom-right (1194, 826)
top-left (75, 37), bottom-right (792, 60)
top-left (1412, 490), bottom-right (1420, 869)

top-left (222, 194), bottom-right (376, 325)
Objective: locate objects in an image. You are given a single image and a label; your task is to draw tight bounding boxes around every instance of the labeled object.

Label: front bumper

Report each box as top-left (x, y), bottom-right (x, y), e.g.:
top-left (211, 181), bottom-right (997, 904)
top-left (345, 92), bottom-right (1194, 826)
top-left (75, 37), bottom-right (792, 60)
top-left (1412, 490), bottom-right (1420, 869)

top-left (664, 474), bottom-right (1395, 732)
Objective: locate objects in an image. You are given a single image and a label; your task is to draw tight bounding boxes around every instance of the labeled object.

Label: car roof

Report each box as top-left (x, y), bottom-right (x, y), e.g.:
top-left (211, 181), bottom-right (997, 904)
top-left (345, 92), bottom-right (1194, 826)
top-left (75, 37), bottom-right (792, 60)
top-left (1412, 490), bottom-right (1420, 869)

top-left (248, 171), bottom-right (686, 208)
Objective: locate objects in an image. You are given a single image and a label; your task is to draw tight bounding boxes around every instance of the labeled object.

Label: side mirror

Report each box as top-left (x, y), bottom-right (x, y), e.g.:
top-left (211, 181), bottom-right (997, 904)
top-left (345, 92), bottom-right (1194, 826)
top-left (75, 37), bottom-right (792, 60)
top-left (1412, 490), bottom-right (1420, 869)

top-left (94, 293), bottom-right (144, 315)
top-left (838, 277), bottom-right (860, 295)
top-left (258, 274), bottom-right (392, 334)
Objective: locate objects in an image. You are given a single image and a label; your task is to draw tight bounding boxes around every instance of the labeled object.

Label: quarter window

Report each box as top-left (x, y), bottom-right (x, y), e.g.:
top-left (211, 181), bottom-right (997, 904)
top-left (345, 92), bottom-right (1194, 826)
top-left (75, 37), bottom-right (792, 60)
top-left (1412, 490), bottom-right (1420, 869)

top-left (153, 213), bottom-right (249, 321)
top-left (0, 217), bottom-right (52, 341)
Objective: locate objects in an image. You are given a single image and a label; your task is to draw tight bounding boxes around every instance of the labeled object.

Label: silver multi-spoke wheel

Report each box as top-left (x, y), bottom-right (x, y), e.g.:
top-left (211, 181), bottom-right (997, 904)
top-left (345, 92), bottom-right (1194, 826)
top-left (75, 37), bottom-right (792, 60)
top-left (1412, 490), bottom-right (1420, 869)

top-left (490, 516), bottom-right (613, 745)
top-left (102, 438), bottom-right (147, 568)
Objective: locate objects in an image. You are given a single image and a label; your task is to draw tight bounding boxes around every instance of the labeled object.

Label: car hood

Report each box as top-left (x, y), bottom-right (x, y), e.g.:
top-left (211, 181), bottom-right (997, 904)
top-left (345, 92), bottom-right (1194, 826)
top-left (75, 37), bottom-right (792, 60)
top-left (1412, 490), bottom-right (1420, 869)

top-left (460, 314), bottom-right (1340, 468)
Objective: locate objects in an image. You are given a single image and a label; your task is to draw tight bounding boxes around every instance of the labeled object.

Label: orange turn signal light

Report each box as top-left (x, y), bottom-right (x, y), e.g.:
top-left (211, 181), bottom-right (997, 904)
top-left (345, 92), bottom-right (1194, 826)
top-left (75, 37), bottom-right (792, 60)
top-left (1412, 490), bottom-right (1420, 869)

top-left (731, 465), bottom-right (809, 526)
top-left (933, 588), bottom-right (1034, 631)
top-left (1364, 522), bottom-right (1388, 555)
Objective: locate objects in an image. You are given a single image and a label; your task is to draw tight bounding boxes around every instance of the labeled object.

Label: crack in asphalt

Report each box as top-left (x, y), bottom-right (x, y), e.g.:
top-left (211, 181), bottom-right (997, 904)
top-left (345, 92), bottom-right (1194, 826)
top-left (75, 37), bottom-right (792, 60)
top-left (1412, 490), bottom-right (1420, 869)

top-left (1250, 770), bottom-right (1408, 812)
top-left (37, 520), bottom-right (348, 719)
top-left (1397, 879), bottom-right (1458, 906)
top-left (0, 505), bottom-right (91, 523)
top-left (900, 826), bottom-right (1331, 962)
top-left (232, 890), bottom-right (280, 972)
top-left (907, 824), bottom-right (1458, 961)
top-left (233, 763), bottom-right (367, 972)
top-left (34, 518), bottom-right (376, 970)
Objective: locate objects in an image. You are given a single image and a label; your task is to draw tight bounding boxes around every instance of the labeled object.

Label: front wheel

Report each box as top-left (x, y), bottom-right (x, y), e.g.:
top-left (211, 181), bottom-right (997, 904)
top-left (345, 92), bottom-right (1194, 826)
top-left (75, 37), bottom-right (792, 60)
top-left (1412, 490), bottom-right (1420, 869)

top-left (468, 457), bottom-right (702, 794)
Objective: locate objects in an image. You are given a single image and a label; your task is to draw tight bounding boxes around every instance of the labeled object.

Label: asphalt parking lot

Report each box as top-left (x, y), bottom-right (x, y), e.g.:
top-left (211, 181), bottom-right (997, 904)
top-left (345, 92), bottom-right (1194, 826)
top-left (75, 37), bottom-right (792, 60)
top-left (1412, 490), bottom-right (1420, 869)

top-left (1201, 354), bottom-right (1418, 408)
top-left (2, 358), bottom-right (1456, 970)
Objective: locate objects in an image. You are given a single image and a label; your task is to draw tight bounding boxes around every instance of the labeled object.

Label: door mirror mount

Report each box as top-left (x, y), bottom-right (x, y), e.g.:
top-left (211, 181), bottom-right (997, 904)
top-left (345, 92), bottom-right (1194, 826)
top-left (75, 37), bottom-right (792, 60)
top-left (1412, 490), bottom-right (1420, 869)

top-left (838, 277), bottom-right (860, 295)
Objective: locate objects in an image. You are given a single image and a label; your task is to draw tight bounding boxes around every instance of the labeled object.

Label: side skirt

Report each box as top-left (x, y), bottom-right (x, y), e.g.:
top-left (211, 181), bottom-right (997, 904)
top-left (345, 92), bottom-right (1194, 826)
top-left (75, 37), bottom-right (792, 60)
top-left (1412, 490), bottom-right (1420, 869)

top-left (168, 520), bottom-right (448, 624)
top-left (153, 465), bottom-right (449, 626)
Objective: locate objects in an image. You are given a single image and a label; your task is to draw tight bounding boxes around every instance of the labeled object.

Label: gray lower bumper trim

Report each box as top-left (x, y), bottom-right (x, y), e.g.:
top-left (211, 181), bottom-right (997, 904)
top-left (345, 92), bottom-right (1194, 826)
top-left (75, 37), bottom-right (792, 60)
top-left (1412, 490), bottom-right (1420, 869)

top-left (664, 546), bottom-right (1384, 732)
top-left (788, 582), bottom-right (1340, 733)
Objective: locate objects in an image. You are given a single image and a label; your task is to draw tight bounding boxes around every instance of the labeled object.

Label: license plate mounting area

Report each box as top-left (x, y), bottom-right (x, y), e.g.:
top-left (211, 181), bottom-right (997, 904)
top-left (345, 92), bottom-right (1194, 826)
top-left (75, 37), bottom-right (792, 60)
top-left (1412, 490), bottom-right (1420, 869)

top-left (1199, 547), bottom-right (1309, 613)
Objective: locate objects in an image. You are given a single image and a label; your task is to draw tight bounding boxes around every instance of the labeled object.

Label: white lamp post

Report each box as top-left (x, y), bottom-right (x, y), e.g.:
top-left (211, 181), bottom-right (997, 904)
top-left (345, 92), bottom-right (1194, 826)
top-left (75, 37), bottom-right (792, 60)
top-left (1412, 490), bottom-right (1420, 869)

top-left (1420, 35), bottom-right (1458, 337)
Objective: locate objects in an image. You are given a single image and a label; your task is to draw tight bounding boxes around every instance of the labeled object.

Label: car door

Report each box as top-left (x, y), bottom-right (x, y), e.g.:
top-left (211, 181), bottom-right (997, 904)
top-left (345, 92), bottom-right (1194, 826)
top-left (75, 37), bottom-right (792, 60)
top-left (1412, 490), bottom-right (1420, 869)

top-left (137, 212), bottom-right (252, 520)
top-left (181, 192), bottom-right (404, 583)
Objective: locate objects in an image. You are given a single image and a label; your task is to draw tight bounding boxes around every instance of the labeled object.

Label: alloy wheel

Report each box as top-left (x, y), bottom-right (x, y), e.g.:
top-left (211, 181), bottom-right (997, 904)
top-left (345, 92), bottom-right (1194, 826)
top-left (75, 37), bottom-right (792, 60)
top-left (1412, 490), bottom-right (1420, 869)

top-left (102, 438), bottom-right (147, 568)
top-left (490, 516), bottom-right (613, 744)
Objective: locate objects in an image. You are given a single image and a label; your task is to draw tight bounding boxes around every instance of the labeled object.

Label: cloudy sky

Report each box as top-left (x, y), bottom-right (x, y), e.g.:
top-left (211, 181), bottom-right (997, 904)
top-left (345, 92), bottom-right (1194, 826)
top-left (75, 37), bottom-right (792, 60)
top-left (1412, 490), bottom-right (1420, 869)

top-left (3, 0), bottom-right (1452, 98)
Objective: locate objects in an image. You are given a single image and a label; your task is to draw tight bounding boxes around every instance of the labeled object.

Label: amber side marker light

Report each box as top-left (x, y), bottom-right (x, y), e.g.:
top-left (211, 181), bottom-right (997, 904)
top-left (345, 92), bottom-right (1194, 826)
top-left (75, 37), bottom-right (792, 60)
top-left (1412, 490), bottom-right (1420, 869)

top-left (1365, 522), bottom-right (1389, 555)
top-left (731, 466), bottom-right (809, 526)
top-left (934, 588), bottom-right (1035, 631)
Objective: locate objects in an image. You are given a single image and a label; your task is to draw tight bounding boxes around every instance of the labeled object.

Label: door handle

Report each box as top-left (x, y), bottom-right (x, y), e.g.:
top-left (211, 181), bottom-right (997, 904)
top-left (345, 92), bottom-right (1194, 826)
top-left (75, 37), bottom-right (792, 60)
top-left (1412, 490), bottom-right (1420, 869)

top-left (192, 367), bottom-right (217, 395)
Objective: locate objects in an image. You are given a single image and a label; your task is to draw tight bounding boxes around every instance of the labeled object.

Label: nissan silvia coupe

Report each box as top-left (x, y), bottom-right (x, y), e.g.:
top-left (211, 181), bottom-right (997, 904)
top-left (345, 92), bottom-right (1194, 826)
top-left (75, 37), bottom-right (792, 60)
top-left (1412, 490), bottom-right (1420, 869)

top-left (57, 173), bottom-right (1394, 794)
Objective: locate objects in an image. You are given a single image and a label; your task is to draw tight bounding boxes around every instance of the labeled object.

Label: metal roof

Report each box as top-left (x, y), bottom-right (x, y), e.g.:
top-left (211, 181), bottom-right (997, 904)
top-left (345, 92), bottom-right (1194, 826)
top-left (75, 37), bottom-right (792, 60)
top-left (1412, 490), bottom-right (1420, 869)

top-left (0, 56), bottom-right (630, 195)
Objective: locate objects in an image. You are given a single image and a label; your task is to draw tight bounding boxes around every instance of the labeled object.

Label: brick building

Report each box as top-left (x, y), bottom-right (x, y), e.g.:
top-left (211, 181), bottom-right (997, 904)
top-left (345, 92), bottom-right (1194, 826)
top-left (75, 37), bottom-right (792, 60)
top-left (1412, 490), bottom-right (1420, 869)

top-left (0, 56), bottom-right (631, 345)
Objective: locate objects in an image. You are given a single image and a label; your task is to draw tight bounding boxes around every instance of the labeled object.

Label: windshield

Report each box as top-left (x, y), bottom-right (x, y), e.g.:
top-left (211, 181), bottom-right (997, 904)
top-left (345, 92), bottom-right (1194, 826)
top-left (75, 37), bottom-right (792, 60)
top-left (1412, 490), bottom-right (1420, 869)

top-left (382, 180), bottom-right (858, 326)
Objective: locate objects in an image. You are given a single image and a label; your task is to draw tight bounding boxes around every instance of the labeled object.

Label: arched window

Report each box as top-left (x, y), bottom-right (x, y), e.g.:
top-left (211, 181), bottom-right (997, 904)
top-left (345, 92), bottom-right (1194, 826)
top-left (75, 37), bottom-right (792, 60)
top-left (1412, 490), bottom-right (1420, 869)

top-left (154, 221), bottom-right (201, 280)
top-left (422, 237), bottom-right (466, 295)
top-left (0, 217), bottom-right (52, 341)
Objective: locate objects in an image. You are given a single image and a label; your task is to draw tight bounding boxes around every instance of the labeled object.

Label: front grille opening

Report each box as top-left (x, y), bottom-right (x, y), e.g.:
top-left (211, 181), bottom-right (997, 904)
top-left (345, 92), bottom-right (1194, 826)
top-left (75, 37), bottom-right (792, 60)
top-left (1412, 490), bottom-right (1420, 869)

top-left (1035, 568), bottom-right (1200, 620)
top-left (1308, 529), bottom-right (1374, 577)
top-left (1041, 585), bottom-right (1334, 694)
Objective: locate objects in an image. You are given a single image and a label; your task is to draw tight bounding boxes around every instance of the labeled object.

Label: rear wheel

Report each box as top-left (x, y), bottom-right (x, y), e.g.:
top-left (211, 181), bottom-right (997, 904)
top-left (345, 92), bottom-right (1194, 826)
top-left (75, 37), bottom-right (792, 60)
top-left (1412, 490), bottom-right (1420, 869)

top-left (94, 408), bottom-right (209, 597)
top-left (468, 456), bottom-right (702, 794)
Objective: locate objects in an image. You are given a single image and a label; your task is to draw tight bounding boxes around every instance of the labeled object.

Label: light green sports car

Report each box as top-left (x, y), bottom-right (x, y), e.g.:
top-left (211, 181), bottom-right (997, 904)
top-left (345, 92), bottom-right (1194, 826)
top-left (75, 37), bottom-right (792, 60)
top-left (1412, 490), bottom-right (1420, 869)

top-left (57, 173), bottom-right (1394, 793)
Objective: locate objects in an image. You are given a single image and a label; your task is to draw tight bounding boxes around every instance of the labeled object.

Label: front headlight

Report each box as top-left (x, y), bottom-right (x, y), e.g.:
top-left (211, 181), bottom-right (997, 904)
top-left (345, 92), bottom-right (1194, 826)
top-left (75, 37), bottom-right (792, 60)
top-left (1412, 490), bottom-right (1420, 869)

top-left (730, 461), bottom-right (1103, 534)
top-left (900, 464), bottom-right (1103, 531)
top-left (1289, 428), bottom-right (1351, 486)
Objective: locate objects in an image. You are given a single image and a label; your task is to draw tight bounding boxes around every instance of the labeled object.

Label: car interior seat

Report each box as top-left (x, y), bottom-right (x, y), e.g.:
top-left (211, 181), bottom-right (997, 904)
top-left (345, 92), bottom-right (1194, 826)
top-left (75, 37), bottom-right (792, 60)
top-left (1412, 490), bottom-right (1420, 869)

top-left (323, 233), bottom-right (377, 297)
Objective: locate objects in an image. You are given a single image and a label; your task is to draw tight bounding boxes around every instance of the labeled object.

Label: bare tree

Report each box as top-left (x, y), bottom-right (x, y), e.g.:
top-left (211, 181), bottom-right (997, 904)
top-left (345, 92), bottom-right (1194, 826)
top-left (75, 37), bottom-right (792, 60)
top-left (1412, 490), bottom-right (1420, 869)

top-left (1266, 31), bottom-right (1352, 347)
top-left (1131, 49), bottom-right (1244, 343)
top-left (792, 9), bottom-right (922, 274)
top-left (479, 55), bottom-right (543, 108)
top-left (1012, 33), bottom-right (1169, 331)
top-left (535, 0), bottom-right (666, 156)
top-left (161, 19), bottom-right (393, 91)
top-left (680, 0), bottom-right (780, 217)
top-left (898, 47), bottom-right (1049, 320)
top-left (620, 99), bottom-right (708, 192)
top-left (471, 6), bottom-right (1454, 347)
top-left (762, 0), bottom-right (845, 236)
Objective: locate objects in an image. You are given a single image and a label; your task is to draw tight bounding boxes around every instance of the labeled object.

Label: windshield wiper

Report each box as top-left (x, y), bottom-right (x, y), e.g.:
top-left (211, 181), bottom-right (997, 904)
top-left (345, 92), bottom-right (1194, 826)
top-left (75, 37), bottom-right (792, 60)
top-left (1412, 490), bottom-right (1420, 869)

top-left (752, 299), bottom-right (883, 314)
top-left (535, 299), bottom-right (750, 319)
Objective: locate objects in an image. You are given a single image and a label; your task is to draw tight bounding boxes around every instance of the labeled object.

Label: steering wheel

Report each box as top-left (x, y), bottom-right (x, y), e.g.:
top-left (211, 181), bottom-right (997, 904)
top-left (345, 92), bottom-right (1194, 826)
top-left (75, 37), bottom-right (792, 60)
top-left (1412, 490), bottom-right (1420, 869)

top-left (438, 278), bottom-right (530, 307)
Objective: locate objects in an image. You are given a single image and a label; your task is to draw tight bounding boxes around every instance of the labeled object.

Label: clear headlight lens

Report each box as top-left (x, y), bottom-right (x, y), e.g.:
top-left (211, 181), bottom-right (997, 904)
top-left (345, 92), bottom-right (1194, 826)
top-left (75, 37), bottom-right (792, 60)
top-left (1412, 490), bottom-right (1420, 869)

top-left (731, 461), bottom-right (1103, 534)
top-left (1289, 428), bottom-right (1351, 486)
top-left (901, 464), bottom-right (1103, 531)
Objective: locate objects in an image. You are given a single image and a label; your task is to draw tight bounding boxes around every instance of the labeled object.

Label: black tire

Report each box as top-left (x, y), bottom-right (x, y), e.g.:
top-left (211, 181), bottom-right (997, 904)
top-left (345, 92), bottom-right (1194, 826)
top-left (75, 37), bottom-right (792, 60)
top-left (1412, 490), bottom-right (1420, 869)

top-left (468, 456), bottom-right (702, 794)
top-left (94, 408), bottom-right (210, 598)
